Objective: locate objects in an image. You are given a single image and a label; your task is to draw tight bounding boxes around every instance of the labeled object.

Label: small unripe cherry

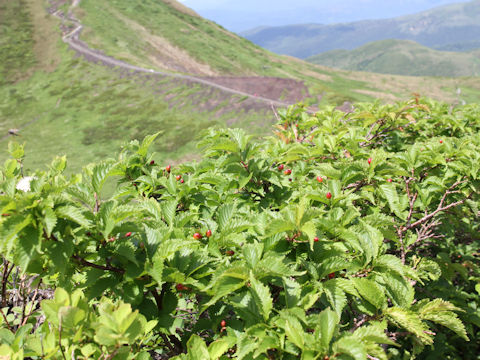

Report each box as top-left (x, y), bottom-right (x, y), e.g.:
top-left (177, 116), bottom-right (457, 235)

top-left (278, 164), bottom-right (284, 171)
top-left (387, 178), bottom-right (393, 183)
top-left (326, 192), bottom-right (332, 200)
top-left (139, 242), bottom-right (145, 249)
top-left (314, 237), bottom-right (319, 242)
top-left (176, 175), bottom-right (182, 181)
top-left (220, 320), bottom-right (226, 327)
top-left (166, 165), bottom-right (171, 172)
top-left (368, 158), bottom-right (372, 165)
top-left (328, 272), bottom-right (335, 279)
top-left (316, 176), bottom-right (323, 183)
top-left (206, 229), bottom-right (212, 238)
top-left (284, 169), bottom-right (292, 175)
top-left (193, 233), bottom-right (202, 240)
top-left (125, 232), bottom-right (132, 237)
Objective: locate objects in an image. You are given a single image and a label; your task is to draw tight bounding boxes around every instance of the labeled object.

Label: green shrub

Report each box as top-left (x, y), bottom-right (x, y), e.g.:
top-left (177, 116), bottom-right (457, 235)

top-left (0, 98), bottom-right (479, 359)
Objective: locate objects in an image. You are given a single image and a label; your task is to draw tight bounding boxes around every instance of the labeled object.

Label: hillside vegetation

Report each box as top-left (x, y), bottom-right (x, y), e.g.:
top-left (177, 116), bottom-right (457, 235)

top-left (307, 39), bottom-right (480, 77)
top-left (242, 0), bottom-right (480, 59)
top-left (1, 0), bottom-right (480, 175)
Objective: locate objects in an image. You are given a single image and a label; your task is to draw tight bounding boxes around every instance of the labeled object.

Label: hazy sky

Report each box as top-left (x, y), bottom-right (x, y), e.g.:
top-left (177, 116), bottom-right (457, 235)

top-left (180, 0), bottom-right (470, 32)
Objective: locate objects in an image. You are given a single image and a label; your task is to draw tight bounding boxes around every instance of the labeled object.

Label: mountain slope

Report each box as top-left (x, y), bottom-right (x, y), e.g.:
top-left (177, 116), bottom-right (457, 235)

top-left (242, 0), bottom-right (480, 59)
top-left (1, 0), bottom-right (480, 173)
top-left (307, 39), bottom-right (480, 77)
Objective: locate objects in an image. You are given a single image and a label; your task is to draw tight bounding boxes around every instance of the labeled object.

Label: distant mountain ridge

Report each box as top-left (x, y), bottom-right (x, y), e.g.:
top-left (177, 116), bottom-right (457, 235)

top-left (307, 39), bottom-right (480, 77)
top-left (242, 0), bottom-right (480, 59)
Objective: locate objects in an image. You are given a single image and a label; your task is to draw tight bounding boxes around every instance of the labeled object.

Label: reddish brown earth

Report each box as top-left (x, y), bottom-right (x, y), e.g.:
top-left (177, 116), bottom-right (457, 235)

top-left (202, 76), bottom-right (311, 103)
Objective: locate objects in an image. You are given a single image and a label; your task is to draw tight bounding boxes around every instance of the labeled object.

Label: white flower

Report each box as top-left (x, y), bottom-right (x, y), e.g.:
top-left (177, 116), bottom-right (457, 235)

top-left (16, 176), bottom-right (36, 192)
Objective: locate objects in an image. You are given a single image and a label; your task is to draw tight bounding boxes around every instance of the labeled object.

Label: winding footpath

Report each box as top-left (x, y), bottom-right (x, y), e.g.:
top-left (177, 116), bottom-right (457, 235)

top-left (54, 0), bottom-right (298, 109)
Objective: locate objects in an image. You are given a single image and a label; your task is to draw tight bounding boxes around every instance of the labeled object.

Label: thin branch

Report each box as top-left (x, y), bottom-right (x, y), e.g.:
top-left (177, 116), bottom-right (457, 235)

top-left (94, 192), bottom-right (100, 213)
top-left (407, 198), bottom-right (467, 230)
top-left (59, 319), bottom-right (67, 360)
top-left (21, 279), bottom-right (42, 326)
top-left (0, 307), bottom-right (12, 331)
top-left (1, 259), bottom-right (14, 307)
top-left (271, 104), bottom-right (280, 122)
top-left (72, 255), bottom-right (125, 274)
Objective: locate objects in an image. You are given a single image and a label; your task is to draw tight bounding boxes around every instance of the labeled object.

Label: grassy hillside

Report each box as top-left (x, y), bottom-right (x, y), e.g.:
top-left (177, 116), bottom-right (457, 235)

top-left (242, 0), bottom-right (480, 59)
top-left (307, 39), bottom-right (480, 77)
top-left (0, 0), bottom-right (273, 173)
top-left (73, 0), bottom-right (480, 102)
top-left (0, 0), bottom-right (60, 85)
top-left (1, 0), bottom-right (480, 174)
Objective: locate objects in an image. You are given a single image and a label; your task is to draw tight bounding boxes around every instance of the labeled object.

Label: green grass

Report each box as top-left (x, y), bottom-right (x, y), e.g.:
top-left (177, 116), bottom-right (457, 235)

top-left (78, 0), bottom-right (289, 76)
top-left (76, 0), bottom-right (480, 105)
top-left (0, 0), bottom-right (36, 85)
top-left (0, 44), bottom-right (270, 173)
top-left (307, 39), bottom-right (480, 77)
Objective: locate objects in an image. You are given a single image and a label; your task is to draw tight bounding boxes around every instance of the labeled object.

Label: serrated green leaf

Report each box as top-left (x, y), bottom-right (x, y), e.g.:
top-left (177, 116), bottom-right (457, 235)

top-left (385, 307), bottom-right (433, 345)
top-left (317, 309), bottom-right (338, 351)
top-left (187, 335), bottom-right (210, 360)
top-left (56, 206), bottom-right (91, 228)
top-left (353, 278), bottom-right (386, 310)
top-left (285, 317), bottom-right (304, 350)
top-left (333, 336), bottom-right (366, 360)
top-left (249, 276), bottom-right (273, 321)
top-left (92, 161), bottom-right (117, 194)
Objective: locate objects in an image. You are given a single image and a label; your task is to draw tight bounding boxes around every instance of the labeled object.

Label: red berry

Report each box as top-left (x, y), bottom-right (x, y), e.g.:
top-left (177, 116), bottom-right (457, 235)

top-left (166, 165), bottom-right (171, 172)
top-left (125, 232), bottom-right (132, 237)
top-left (180, 179), bottom-right (184, 184)
top-left (314, 237), bottom-right (319, 242)
top-left (206, 229), bottom-right (212, 238)
top-left (326, 192), bottom-right (332, 200)
top-left (176, 284), bottom-right (184, 291)
top-left (149, 160), bottom-right (155, 165)
top-left (387, 178), bottom-right (393, 183)
top-left (316, 176), bottom-right (323, 183)
top-left (278, 164), bottom-right (284, 171)
top-left (220, 320), bottom-right (226, 327)
top-left (226, 250), bottom-right (235, 256)
top-left (176, 175), bottom-right (182, 181)
top-left (368, 158), bottom-right (372, 165)
top-left (439, 140), bottom-right (443, 144)
top-left (193, 233), bottom-right (202, 240)
top-left (328, 273), bottom-right (335, 279)
top-left (284, 169), bottom-right (292, 175)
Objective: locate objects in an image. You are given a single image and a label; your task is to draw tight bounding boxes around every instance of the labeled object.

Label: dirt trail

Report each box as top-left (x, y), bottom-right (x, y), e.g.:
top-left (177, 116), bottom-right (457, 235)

top-left (52, 0), bottom-right (313, 111)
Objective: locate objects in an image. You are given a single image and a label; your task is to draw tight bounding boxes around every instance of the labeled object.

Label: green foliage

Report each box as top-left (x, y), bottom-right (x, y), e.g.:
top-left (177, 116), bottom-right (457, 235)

top-left (0, 98), bottom-right (479, 358)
